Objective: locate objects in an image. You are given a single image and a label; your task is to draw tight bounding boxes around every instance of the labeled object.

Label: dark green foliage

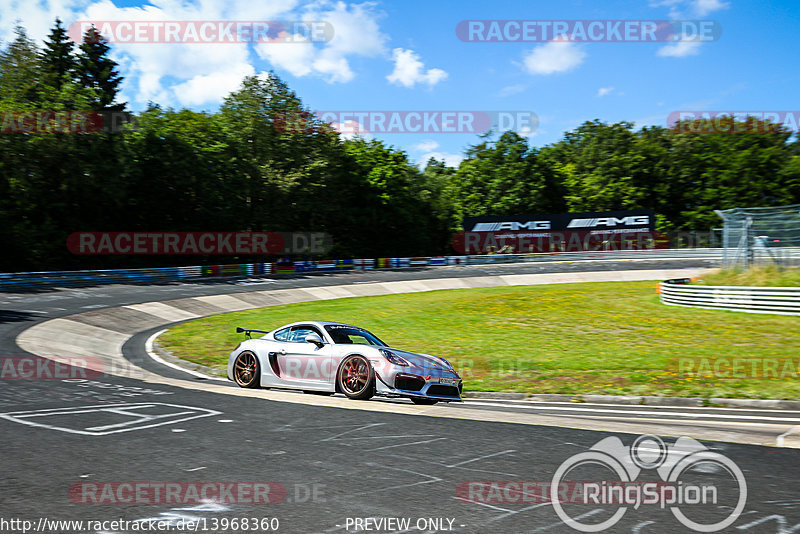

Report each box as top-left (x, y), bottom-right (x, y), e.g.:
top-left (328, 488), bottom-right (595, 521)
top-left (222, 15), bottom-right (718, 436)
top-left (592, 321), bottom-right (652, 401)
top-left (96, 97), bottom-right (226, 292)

top-left (0, 22), bottom-right (798, 271)
top-left (76, 26), bottom-right (124, 110)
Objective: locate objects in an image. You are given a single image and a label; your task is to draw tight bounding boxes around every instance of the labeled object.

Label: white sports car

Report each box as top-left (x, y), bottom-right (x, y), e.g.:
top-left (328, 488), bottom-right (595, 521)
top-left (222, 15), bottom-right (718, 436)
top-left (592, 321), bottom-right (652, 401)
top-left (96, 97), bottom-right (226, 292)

top-left (227, 321), bottom-right (462, 404)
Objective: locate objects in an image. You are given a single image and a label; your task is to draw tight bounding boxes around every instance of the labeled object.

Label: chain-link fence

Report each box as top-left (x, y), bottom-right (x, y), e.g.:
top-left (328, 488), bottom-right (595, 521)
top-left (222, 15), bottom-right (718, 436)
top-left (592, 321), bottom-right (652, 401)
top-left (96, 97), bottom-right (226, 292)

top-left (715, 204), bottom-right (800, 269)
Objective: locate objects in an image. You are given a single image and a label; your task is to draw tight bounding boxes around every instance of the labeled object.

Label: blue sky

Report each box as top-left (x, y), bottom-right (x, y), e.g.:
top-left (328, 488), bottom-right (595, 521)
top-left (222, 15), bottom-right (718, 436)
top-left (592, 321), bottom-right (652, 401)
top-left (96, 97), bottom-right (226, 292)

top-left (2, 0), bottom-right (798, 166)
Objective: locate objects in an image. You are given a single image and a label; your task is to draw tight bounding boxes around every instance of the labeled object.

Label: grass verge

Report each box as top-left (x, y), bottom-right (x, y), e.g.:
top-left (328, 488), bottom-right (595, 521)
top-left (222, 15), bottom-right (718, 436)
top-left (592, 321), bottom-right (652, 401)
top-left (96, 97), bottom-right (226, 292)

top-left (694, 265), bottom-right (800, 287)
top-left (159, 281), bottom-right (800, 399)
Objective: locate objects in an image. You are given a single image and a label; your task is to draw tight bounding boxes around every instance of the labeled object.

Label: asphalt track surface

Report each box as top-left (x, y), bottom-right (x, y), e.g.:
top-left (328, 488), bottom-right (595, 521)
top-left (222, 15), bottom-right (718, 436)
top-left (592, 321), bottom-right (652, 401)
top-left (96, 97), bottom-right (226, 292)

top-left (1, 258), bottom-right (799, 534)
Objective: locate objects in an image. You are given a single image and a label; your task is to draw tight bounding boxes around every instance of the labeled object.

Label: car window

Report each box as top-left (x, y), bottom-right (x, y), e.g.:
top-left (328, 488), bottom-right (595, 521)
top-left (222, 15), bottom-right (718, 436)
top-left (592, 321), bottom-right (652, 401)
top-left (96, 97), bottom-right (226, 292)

top-left (288, 326), bottom-right (323, 343)
top-left (346, 333), bottom-right (374, 345)
top-left (324, 325), bottom-right (387, 346)
top-left (273, 327), bottom-right (292, 341)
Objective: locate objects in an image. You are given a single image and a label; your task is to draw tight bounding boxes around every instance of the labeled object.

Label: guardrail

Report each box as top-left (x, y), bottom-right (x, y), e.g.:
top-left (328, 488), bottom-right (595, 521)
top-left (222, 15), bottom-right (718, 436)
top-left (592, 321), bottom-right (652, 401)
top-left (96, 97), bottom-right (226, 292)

top-left (659, 279), bottom-right (800, 316)
top-left (0, 266), bottom-right (203, 291)
top-left (0, 249), bottom-right (723, 291)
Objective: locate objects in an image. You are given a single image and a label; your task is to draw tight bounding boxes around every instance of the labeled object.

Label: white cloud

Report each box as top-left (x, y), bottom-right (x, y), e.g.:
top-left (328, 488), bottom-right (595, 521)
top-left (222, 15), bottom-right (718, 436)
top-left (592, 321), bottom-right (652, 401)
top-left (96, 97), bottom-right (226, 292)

top-left (256, 0), bottom-right (387, 83)
top-left (329, 119), bottom-right (369, 140)
top-left (386, 48), bottom-right (447, 88)
top-left (649, 0), bottom-right (729, 17)
top-left (693, 0), bottom-right (729, 16)
top-left (412, 139), bottom-right (439, 152)
top-left (517, 124), bottom-right (538, 138)
top-left (75, 0), bottom-right (288, 106)
top-left (657, 39), bottom-right (702, 57)
top-left (419, 151), bottom-right (463, 168)
top-left (256, 41), bottom-right (316, 77)
top-left (1, 0), bottom-right (390, 108)
top-left (522, 40), bottom-right (586, 75)
top-left (171, 62), bottom-right (256, 107)
top-left (597, 86), bottom-right (614, 97)
top-left (496, 84), bottom-right (526, 97)
top-left (0, 0), bottom-right (91, 42)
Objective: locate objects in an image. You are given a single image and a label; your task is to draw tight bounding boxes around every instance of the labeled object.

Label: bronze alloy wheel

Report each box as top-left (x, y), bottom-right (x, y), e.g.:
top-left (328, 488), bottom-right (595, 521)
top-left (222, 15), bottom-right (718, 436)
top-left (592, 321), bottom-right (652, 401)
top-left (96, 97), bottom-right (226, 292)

top-left (233, 351), bottom-right (260, 388)
top-left (338, 355), bottom-right (375, 400)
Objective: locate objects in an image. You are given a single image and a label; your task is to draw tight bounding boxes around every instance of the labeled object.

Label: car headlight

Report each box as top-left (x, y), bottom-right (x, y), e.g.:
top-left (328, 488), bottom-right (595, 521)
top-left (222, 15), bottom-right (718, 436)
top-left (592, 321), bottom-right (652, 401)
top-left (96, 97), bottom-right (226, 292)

top-left (438, 357), bottom-right (454, 371)
top-left (426, 355), bottom-right (453, 371)
top-left (380, 349), bottom-right (409, 366)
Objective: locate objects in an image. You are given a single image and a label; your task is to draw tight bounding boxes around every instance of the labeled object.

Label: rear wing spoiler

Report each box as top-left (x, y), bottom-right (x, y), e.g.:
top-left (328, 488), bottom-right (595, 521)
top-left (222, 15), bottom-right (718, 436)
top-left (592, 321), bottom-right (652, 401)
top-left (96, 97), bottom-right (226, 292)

top-left (236, 327), bottom-right (270, 339)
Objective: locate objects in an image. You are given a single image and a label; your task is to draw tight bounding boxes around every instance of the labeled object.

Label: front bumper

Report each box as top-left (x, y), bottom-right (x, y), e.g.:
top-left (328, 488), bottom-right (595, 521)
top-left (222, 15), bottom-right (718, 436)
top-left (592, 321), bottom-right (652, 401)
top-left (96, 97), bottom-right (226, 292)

top-left (374, 368), bottom-right (463, 402)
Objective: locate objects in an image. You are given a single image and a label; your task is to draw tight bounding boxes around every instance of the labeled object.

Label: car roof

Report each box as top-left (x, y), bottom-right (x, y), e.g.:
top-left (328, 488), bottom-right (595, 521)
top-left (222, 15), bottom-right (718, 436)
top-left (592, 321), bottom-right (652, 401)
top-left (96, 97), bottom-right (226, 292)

top-left (277, 320), bottom-right (361, 330)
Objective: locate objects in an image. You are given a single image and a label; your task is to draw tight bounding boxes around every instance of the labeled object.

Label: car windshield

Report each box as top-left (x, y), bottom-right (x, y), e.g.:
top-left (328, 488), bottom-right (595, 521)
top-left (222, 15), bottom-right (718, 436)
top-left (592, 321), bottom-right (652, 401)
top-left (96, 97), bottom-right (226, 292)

top-left (324, 325), bottom-right (387, 346)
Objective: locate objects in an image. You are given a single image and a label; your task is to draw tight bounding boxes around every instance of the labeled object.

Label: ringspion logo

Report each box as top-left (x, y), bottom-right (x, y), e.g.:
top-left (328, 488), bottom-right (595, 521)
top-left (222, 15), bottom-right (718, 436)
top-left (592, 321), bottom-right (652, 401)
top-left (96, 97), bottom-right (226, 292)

top-left (551, 435), bottom-right (746, 532)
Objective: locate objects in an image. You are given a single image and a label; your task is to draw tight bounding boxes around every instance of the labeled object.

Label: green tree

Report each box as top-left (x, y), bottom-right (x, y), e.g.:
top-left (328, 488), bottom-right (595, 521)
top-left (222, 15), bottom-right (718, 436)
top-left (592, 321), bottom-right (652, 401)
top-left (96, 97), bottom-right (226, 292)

top-left (76, 26), bottom-right (124, 110)
top-left (0, 25), bottom-right (41, 109)
top-left (40, 18), bottom-right (75, 93)
top-left (447, 131), bottom-right (565, 224)
top-left (668, 117), bottom-right (800, 230)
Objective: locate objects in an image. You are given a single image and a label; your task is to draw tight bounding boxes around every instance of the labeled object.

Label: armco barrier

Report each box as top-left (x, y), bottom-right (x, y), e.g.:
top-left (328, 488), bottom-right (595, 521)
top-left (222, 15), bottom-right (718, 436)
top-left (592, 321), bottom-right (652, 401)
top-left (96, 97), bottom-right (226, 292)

top-left (659, 279), bottom-right (800, 316)
top-left (391, 257), bottom-right (411, 269)
top-left (0, 266), bottom-right (202, 291)
top-left (354, 259), bottom-right (374, 270)
top-left (1, 249), bottom-right (725, 291)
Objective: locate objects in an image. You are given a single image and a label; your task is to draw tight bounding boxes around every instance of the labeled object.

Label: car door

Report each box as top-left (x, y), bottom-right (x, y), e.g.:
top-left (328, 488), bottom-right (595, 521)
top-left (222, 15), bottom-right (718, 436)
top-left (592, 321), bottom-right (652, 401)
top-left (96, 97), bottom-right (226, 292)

top-left (276, 325), bottom-right (336, 390)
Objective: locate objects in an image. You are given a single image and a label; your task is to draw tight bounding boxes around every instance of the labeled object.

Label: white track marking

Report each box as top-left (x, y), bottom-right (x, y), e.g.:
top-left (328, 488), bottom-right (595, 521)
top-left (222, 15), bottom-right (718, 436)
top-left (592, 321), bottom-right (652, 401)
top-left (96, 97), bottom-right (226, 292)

top-left (486, 502), bottom-right (552, 524)
top-left (446, 449), bottom-right (517, 468)
top-left (735, 514), bottom-right (800, 532)
top-left (333, 434), bottom-right (438, 441)
top-left (367, 437), bottom-right (448, 451)
top-left (452, 496), bottom-right (514, 513)
top-left (347, 463), bottom-right (442, 497)
top-left (465, 398), bottom-right (800, 413)
top-left (462, 401), bottom-right (800, 422)
top-left (145, 329), bottom-right (229, 382)
top-left (319, 422), bottom-right (386, 441)
top-left (528, 509), bottom-right (604, 532)
top-left (777, 425), bottom-right (800, 447)
top-left (0, 403), bottom-right (220, 436)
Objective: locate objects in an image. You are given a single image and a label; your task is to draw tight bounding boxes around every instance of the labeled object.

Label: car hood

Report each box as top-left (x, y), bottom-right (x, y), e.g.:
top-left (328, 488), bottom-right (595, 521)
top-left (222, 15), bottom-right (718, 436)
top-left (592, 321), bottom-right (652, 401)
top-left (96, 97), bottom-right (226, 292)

top-left (386, 347), bottom-right (453, 372)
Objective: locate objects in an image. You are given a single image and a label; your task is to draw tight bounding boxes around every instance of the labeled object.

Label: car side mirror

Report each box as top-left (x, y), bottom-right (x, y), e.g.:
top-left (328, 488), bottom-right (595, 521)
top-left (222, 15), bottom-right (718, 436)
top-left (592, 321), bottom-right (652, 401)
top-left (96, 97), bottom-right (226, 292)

top-left (305, 334), bottom-right (324, 348)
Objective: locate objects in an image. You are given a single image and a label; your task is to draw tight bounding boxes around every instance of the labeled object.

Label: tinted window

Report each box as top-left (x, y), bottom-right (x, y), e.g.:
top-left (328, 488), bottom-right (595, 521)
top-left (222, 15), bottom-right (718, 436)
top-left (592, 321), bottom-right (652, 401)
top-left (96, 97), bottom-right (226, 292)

top-left (273, 327), bottom-right (292, 341)
top-left (324, 325), bottom-right (386, 346)
top-left (288, 326), bottom-right (323, 343)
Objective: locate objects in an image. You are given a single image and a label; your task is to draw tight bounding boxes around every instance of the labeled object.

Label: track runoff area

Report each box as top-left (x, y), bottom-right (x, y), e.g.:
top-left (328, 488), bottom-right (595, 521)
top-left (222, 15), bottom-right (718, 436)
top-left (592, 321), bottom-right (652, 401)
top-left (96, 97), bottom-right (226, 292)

top-left (1, 256), bottom-right (799, 533)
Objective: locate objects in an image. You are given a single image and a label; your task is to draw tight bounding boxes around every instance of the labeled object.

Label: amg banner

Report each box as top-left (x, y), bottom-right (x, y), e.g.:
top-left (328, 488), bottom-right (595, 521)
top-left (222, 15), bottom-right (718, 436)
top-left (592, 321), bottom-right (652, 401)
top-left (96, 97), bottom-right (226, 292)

top-left (455, 210), bottom-right (661, 254)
